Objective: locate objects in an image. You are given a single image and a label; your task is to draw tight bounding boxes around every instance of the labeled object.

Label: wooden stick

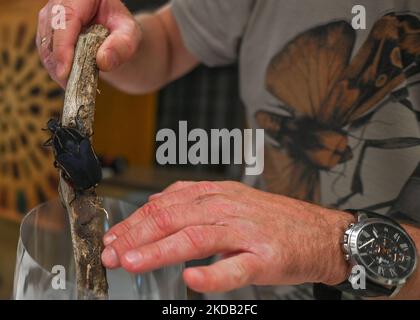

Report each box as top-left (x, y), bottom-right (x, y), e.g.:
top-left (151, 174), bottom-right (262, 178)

top-left (60, 25), bottom-right (109, 300)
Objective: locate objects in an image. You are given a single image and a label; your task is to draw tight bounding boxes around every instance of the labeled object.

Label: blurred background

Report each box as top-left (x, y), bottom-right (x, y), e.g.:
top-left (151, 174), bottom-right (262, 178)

top-left (0, 0), bottom-right (245, 298)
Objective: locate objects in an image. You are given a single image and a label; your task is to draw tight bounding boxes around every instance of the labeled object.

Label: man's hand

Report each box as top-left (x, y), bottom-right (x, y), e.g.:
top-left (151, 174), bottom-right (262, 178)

top-left (101, 181), bottom-right (354, 293)
top-left (37, 0), bottom-right (141, 88)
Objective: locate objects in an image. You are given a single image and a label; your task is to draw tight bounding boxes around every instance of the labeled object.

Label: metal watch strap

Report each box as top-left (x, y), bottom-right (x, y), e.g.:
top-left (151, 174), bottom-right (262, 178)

top-left (314, 209), bottom-right (399, 299)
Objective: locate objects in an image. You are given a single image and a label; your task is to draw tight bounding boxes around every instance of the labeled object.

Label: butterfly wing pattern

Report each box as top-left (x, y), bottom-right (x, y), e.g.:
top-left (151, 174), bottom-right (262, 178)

top-left (256, 13), bottom-right (420, 203)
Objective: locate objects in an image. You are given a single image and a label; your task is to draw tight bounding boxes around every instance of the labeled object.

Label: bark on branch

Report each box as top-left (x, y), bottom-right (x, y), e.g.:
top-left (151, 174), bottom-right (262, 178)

top-left (60, 25), bottom-right (109, 300)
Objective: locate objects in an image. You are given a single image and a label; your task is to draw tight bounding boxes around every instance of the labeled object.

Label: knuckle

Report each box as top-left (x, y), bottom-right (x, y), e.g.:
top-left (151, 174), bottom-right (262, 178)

top-left (119, 31), bottom-right (138, 57)
top-left (115, 229), bottom-right (138, 252)
top-left (220, 180), bottom-right (241, 189)
top-left (150, 243), bottom-right (164, 262)
top-left (109, 219), bottom-right (131, 238)
top-left (172, 181), bottom-right (184, 188)
top-left (41, 52), bottom-right (57, 75)
top-left (41, 49), bottom-right (53, 62)
top-left (141, 201), bottom-right (160, 216)
top-left (196, 181), bottom-right (220, 193)
top-left (170, 181), bottom-right (190, 190)
top-left (128, 18), bottom-right (142, 42)
top-left (230, 259), bottom-right (251, 285)
top-left (234, 264), bottom-right (247, 283)
top-left (181, 227), bottom-right (208, 252)
top-left (151, 208), bottom-right (174, 234)
top-left (53, 40), bottom-right (67, 57)
top-left (63, 4), bottom-right (76, 19)
top-left (126, 18), bottom-right (139, 35)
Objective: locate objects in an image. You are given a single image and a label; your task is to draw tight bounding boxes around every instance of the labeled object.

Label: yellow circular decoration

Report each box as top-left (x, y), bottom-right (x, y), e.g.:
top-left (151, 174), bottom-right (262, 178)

top-left (0, 20), bottom-right (62, 218)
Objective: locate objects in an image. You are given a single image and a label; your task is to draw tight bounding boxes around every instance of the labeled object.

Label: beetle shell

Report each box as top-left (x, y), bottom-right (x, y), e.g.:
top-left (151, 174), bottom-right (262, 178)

top-left (56, 138), bottom-right (102, 191)
top-left (47, 120), bottom-right (102, 191)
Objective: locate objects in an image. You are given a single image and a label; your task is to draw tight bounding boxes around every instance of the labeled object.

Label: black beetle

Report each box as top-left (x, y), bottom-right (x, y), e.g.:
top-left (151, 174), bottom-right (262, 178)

top-left (44, 118), bottom-right (102, 192)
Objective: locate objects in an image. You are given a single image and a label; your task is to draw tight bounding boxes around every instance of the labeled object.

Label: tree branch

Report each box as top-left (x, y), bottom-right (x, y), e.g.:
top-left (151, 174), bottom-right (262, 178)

top-left (60, 25), bottom-right (109, 300)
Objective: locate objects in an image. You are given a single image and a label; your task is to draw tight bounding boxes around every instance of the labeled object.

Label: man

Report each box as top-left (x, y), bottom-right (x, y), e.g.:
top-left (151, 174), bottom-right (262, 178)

top-left (37, 0), bottom-right (420, 299)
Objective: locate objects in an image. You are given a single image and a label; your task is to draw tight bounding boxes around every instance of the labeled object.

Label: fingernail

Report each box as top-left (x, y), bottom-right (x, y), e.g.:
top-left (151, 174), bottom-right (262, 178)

top-left (56, 63), bottom-right (66, 79)
top-left (102, 246), bottom-right (119, 268)
top-left (104, 233), bottom-right (117, 246)
top-left (123, 250), bottom-right (143, 267)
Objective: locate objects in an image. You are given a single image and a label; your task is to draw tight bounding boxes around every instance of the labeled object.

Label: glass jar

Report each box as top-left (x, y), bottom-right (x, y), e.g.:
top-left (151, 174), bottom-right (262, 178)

top-left (13, 198), bottom-right (187, 300)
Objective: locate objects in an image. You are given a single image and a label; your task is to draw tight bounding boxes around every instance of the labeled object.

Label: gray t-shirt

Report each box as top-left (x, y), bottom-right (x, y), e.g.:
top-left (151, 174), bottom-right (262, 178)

top-left (171, 0), bottom-right (420, 299)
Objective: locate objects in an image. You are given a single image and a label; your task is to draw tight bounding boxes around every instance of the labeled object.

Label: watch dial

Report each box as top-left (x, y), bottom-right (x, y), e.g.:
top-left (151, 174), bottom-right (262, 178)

top-left (357, 223), bottom-right (416, 280)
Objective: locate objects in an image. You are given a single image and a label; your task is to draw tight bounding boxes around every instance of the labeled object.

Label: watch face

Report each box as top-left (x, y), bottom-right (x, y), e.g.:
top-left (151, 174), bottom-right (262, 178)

top-left (357, 222), bottom-right (416, 281)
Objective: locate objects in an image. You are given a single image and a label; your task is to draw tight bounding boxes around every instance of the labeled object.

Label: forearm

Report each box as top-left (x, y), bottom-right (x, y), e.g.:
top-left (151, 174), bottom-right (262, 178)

top-left (100, 6), bottom-right (199, 95)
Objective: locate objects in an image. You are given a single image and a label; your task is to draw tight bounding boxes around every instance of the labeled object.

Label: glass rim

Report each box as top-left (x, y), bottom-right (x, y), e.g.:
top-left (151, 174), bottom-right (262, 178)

top-left (18, 196), bottom-right (137, 278)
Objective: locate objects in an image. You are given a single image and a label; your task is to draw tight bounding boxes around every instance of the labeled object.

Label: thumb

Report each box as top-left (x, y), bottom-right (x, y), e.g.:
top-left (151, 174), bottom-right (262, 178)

top-left (97, 17), bottom-right (142, 71)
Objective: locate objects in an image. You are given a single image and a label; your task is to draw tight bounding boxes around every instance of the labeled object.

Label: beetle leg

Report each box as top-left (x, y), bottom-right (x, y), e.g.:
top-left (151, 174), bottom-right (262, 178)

top-left (76, 104), bottom-right (85, 120)
top-left (56, 135), bottom-right (65, 150)
top-left (43, 138), bottom-right (53, 147)
top-left (69, 193), bottom-right (77, 206)
top-left (75, 104), bottom-right (89, 131)
top-left (61, 171), bottom-right (70, 182)
top-left (64, 128), bottom-right (77, 141)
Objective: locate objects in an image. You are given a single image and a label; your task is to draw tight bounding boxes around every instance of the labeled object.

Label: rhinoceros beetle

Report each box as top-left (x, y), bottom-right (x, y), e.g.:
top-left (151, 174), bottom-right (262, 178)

top-left (44, 111), bottom-right (102, 192)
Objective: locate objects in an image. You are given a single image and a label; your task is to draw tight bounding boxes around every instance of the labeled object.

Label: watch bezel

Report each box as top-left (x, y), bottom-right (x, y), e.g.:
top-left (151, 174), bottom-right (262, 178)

top-left (346, 218), bottom-right (418, 287)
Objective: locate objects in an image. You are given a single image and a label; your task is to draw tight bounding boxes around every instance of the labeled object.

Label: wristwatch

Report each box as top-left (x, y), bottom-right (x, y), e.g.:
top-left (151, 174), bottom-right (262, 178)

top-left (336, 209), bottom-right (418, 297)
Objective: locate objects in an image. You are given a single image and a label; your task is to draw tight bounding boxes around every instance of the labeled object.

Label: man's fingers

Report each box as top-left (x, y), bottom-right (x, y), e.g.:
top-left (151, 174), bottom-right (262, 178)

top-left (103, 201), bottom-right (160, 245)
top-left (119, 226), bottom-right (241, 273)
top-left (52, 0), bottom-right (102, 81)
top-left (104, 181), bottom-right (223, 244)
top-left (104, 225), bottom-right (242, 273)
top-left (183, 254), bottom-right (259, 293)
top-left (36, 0), bottom-right (141, 85)
top-left (103, 203), bottom-right (223, 268)
top-left (94, 0), bottom-right (141, 70)
top-left (37, 4), bottom-right (58, 83)
top-left (36, 5), bottom-right (50, 54)
top-left (51, 7), bottom-right (82, 83)
top-left (96, 16), bottom-right (141, 71)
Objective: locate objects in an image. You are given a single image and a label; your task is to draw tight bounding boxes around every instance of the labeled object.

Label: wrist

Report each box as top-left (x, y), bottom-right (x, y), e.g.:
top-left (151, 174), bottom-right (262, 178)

top-left (317, 209), bottom-right (355, 285)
